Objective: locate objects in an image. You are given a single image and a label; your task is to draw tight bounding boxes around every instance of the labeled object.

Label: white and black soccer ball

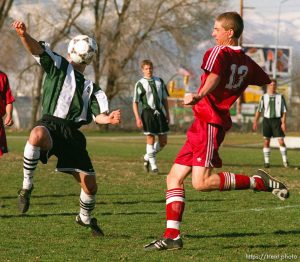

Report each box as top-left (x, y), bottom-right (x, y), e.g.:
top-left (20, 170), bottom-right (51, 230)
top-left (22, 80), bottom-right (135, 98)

top-left (68, 35), bottom-right (98, 64)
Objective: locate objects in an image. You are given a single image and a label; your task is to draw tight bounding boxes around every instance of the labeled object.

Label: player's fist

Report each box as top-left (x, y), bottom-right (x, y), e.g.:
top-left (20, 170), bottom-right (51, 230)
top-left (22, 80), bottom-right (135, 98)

top-left (109, 109), bottom-right (121, 125)
top-left (183, 93), bottom-right (200, 106)
top-left (11, 21), bottom-right (27, 37)
top-left (136, 118), bottom-right (143, 129)
top-left (252, 122), bottom-right (258, 132)
top-left (4, 115), bottom-right (13, 126)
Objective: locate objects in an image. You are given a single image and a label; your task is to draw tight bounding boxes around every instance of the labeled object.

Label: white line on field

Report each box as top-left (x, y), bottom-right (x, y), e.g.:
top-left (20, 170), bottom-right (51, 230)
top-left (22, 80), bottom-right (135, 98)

top-left (232, 204), bottom-right (300, 213)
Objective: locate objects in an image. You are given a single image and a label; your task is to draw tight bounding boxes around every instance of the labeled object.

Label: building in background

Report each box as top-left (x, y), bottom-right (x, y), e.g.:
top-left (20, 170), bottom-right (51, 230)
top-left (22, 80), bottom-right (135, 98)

top-left (232, 44), bottom-right (293, 130)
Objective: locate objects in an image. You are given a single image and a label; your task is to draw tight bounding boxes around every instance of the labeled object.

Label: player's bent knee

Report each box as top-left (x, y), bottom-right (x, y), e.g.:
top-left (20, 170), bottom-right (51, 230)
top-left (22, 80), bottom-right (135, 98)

top-left (29, 126), bottom-right (50, 145)
top-left (192, 182), bottom-right (209, 192)
top-left (84, 184), bottom-right (98, 196)
top-left (166, 175), bottom-right (184, 189)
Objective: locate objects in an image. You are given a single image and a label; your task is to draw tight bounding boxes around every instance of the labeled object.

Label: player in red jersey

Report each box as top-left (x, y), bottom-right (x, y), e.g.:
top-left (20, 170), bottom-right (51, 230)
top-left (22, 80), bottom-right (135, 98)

top-left (144, 12), bottom-right (289, 251)
top-left (0, 70), bottom-right (15, 157)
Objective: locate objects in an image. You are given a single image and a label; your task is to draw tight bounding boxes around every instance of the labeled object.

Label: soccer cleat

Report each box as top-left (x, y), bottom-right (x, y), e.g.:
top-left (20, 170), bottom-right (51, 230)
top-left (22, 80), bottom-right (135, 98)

top-left (151, 168), bottom-right (159, 174)
top-left (264, 163), bottom-right (270, 168)
top-left (18, 185), bottom-right (34, 213)
top-left (254, 169), bottom-right (289, 200)
top-left (144, 238), bottom-right (183, 251)
top-left (76, 215), bottom-right (104, 237)
top-left (143, 160), bottom-right (150, 173)
top-left (283, 161), bottom-right (289, 168)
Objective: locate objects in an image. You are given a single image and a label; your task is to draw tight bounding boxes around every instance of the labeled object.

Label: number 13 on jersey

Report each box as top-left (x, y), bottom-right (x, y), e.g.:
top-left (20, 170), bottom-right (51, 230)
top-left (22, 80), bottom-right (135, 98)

top-left (225, 64), bottom-right (248, 90)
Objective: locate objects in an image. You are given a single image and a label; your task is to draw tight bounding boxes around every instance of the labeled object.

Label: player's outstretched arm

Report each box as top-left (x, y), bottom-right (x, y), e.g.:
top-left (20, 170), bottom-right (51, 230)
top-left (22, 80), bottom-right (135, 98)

top-left (184, 72), bottom-right (220, 106)
top-left (95, 109), bottom-right (121, 125)
top-left (11, 21), bottom-right (43, 56)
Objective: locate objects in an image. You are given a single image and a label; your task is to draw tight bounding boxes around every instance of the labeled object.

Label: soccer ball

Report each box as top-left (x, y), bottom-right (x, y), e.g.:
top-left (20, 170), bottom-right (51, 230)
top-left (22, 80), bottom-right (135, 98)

top-left (68, 35), bottom-right (98, 64)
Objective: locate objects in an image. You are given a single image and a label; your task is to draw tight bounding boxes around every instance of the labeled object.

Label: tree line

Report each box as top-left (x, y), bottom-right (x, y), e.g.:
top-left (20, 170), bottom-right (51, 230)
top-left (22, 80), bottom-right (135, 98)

top-left (0, 0), bottom-right (224, 128)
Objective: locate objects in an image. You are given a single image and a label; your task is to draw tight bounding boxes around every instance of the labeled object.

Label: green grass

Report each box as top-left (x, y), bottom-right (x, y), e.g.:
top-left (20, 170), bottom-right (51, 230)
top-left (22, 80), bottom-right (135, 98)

top-left (1, 132), bottom-right (300, 262)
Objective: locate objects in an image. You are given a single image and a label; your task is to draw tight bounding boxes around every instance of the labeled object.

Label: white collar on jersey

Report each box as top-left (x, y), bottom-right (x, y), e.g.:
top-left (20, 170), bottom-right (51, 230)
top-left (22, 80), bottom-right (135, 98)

top-left (226, 45), bottom-right (242, 50)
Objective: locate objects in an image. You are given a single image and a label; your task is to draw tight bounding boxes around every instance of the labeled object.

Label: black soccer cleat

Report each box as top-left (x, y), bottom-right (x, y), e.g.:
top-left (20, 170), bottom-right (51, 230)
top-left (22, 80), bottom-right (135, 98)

top-left (76, 215), bottom-right (104, 237)
top-left (18, 185), bottom-right (34, 213)
top-left (264, 163), bottom-right (270, 168)
top-left (144, 238), bottom-right (183, 251)
top-left (254, 169), bottom-right (289, 200)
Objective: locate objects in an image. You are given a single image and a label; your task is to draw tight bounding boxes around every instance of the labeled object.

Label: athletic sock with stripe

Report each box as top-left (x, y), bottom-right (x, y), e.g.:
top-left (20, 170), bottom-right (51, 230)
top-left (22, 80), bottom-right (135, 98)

top-left (164, 188), bottom-right (185, 239)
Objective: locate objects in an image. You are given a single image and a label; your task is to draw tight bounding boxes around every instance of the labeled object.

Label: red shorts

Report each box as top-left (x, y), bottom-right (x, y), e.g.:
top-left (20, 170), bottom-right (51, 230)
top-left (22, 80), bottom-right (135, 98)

top-left (174, 119), bottom-right (225, 168)
top-left (0, 121), bottom-right (8, 156)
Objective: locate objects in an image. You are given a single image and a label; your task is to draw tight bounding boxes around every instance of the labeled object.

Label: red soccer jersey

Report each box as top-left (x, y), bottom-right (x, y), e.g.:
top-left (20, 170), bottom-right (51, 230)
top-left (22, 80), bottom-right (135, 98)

top-left (0, 71), bottom-right (15, 117)
top-left (193, 45), bottom-right (270, 130)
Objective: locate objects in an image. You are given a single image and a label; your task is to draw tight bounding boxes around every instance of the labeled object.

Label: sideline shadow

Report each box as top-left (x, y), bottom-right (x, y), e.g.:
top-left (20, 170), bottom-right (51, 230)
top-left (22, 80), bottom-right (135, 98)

top-left (223, 244), bottom-right (293, 249)
top-left (185, 232), bottom-right (262, 239)
top-left (274, 229), bottom-right (300, 235)
top-left (1, 193), bottom-right (78, 200)
top-left (101, 211), bottom-right (161, 216)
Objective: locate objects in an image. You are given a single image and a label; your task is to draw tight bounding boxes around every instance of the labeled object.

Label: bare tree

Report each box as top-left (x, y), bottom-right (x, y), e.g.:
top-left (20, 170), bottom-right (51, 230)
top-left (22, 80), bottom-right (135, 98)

top-left (4, 0), bottom-right (224, 129)
top-left (11, 0), bottom-right (86, 127)
top-left (29, 0), bottom-right (85, 127)
top-left (75, 0), bottom-right (224, 101)
top-left (0, 0), bottom-right (13, 30)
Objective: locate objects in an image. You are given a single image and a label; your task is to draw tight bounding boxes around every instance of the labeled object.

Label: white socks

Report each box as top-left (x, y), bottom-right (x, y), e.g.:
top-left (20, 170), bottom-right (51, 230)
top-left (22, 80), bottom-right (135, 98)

top-left (263, 147), bottom-right (270, 164)
top-left (263, 146), bottom-right (288, 165)
top-left (79, 189), bottom-right (96, 224)
top-left (23, 141), bottom-right (40, 190)
top-left (145, 144), bottom-right (157, 171)
top-left (154, 141), bottom-right (161, 153)
top-left (280, 146), bottom-right (288, 163)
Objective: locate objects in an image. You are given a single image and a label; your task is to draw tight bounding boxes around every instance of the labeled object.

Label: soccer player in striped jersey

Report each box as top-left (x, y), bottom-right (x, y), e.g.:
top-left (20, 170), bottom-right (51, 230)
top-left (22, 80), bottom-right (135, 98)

top-left (12, 21), bottom-right (121, 237)
top-left (144, 12), bottom-right (289, 251)
top-left (253, 79), bottom-right (288, 168)
top-left (133, 60), bottom-right (170, 173)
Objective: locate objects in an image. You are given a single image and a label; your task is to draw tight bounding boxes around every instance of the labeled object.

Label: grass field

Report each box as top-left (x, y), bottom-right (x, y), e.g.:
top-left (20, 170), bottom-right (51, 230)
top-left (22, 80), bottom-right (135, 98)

top-left (1, 132), bottom-right (300, 262)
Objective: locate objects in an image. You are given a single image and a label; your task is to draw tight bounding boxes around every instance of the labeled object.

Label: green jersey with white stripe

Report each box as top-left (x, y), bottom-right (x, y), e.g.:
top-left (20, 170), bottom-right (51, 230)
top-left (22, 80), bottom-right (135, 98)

top-left (257, 93), bottom-right (287, 118)
top-left (133, 76), bottom-right (169, 112)
top-left (33, 42), bottom-right (108, 126)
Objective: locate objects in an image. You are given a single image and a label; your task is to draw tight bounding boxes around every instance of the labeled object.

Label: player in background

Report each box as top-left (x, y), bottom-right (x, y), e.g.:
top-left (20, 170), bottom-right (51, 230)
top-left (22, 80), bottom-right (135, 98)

top-left (144, 12), bottom-right (289, 251)
top-left (133, 60), bottom-right (170, 173)
top-left (0, 70), bottom-right (15, 157)
top-left (12, 21), bottom-right (121, 237)
top-left (253, 79), bottom-right (288, 168)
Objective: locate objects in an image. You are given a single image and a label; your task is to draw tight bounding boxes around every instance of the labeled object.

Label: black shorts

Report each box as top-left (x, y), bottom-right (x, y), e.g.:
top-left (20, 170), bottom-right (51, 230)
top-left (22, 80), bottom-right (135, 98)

top-left (141, 108), bottom-right (169, 135)
top-left (35, 115), bottom-right (95, 175)
top-left (262, 117), bottom-right (285, 139)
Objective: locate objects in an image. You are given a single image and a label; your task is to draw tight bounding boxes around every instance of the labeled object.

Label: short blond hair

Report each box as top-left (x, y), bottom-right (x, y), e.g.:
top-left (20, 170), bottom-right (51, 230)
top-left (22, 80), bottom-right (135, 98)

top-left (141, 59), bottom-right (153, 69)
top-left (216, 12), bottom-right (244, 39)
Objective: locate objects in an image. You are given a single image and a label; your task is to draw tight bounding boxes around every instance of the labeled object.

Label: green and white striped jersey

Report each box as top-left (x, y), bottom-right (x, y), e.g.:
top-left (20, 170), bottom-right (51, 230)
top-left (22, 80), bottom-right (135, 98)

top-left (257, 93), bottom-right (287, 118)
top-left (133, 76), bottom-right (169, 111)
top-left (33, 42), bottom-right (108, 125)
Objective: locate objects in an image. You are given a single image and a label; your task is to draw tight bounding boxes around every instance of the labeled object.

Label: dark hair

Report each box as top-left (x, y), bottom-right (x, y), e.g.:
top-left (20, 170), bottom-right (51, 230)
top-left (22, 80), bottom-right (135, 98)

top-left (269, 78), bottom-right (277, 84)
top-left (216, 12), bottom-right (244, 39)
top-left (141, 59), bottom-right (153, 69)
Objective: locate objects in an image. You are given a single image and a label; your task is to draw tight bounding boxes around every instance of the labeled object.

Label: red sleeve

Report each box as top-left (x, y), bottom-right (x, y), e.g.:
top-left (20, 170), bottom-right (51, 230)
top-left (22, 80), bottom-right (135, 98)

top-left (249, 59), bottom-right (271, 86)
top-left (201, 46), bottom-right (227, 76)
top-left (2, 73), bottom-right (15, 104)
